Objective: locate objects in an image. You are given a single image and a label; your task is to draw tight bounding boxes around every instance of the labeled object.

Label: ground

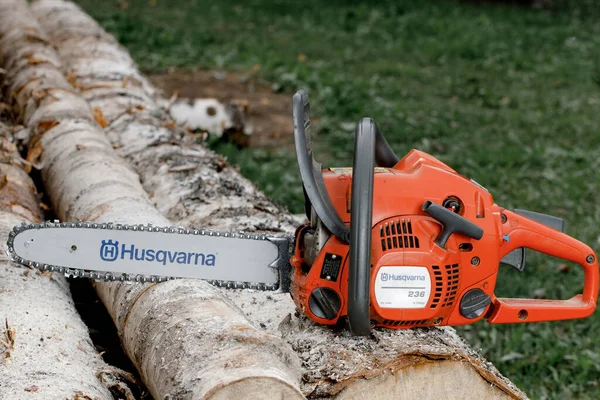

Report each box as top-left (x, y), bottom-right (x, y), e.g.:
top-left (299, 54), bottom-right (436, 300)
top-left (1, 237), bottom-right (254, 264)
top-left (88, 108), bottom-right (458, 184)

top-left (75, 1), bottom-right (600, 398)
top-left (150, 69), bottom-right (295, 148)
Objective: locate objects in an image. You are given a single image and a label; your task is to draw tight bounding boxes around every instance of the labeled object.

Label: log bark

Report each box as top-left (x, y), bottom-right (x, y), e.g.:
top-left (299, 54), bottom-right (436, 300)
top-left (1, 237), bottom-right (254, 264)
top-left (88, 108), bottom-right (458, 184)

top-left (0, 111), bottom-right (121, 397)
top-left (1, 1), bottom-right (304, 399)
top-left (30, 0), bottom-right (528, 399)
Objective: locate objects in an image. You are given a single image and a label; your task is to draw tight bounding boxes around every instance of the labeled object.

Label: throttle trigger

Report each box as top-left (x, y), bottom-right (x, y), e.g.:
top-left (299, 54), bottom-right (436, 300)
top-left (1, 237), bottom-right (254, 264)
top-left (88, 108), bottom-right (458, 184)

top-left (500, 248), bottom-right (526, 272)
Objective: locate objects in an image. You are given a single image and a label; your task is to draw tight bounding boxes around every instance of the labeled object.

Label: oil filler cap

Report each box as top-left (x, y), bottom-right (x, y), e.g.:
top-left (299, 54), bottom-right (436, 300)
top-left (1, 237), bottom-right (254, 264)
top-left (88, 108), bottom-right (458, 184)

top-left (460, 289), bottom-right (491, 319)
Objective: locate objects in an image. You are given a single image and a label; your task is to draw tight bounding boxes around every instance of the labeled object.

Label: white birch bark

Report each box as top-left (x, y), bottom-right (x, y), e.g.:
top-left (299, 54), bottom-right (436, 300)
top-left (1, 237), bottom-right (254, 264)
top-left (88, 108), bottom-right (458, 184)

top-left (2, 1), bottom-right (304, 399)
top-left (30, 0), bottom-right (528, 398)
top-left (0, 120), bottom-right (120, 398)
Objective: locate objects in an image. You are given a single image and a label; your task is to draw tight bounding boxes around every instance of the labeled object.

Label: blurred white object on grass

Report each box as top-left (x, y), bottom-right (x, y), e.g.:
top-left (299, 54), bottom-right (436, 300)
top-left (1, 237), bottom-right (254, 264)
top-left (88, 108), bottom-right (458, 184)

top-left (169, 98), bottom-right (252, 146)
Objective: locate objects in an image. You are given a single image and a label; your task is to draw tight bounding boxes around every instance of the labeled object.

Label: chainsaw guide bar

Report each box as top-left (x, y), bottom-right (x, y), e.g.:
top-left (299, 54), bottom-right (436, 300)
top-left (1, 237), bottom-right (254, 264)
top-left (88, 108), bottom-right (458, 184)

top-left (6, 220), bottom-right (293, 291)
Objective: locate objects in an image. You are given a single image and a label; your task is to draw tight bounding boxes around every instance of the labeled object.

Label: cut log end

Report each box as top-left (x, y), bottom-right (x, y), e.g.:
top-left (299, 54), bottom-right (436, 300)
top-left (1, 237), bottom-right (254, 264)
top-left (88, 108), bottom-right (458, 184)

top-left (204, 376), bottom-right (304, 400)
top-left (332, 359), bottom-right (515, 400)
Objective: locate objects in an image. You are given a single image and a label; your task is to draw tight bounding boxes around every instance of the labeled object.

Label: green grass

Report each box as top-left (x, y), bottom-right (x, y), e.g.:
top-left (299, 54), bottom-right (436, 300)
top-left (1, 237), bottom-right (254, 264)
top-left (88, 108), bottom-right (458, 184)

top-left (75, 0), bottom-right (600, 398)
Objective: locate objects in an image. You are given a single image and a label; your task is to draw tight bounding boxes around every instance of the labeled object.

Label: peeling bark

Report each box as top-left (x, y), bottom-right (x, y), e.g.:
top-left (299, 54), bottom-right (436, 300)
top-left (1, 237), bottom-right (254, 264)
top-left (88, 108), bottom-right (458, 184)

top-left (29, 0), bottom-right (528, 399)
top-left (1, 0), bottom-right (304, 398)
top-left (0, 88), bottom-right (116, 399)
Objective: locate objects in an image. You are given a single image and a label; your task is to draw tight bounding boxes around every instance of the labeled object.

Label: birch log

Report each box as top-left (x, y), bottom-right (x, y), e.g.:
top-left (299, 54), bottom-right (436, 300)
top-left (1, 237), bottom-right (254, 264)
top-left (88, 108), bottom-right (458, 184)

top-left (0, 120), bottom-right (122, 397)
top-left (31, 0), bottom-right (528, 398)
top-left (0, 1), bottom-right (304, 399)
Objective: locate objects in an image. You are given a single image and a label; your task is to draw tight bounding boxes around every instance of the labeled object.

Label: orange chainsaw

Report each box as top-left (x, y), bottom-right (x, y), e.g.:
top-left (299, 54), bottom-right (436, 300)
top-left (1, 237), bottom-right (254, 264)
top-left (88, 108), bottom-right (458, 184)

top-left (7, 90), bottom-right (598, 336)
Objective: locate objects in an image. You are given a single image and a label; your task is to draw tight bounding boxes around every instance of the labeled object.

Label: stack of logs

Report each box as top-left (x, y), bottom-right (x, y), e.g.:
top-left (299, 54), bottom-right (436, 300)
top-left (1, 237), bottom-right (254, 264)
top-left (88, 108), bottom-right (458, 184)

top-left (0, 0), bottom-right (527, 398)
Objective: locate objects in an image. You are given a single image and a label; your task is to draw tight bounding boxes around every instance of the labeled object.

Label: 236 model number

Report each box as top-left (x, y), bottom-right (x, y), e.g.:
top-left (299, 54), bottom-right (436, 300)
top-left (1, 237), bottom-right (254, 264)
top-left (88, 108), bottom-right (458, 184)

top-left (408, 291), bottom-right (426, 298)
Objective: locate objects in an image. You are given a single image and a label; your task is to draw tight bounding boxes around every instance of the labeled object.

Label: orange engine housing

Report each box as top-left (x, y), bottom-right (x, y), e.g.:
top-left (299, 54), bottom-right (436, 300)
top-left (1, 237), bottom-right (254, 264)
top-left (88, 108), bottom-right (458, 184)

top-left (289, 149), bottom-right (598, 330)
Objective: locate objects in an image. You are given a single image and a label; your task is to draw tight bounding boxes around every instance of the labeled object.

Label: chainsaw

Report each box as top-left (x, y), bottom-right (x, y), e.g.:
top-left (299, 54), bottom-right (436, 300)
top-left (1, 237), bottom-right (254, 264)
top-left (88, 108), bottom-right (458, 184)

top-left (6, 91), bottom-right (598, 336)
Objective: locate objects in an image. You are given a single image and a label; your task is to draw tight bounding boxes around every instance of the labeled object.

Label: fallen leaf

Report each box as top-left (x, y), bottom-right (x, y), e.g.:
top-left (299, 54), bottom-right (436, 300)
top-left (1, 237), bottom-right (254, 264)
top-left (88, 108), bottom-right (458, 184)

top-left (34, 119), bottom-right (59, 135)
top-left (26, 56), bottom-right (47, 65)
top-left (92, 108), bottom-right (107, 128)
top-left (24, 385), bottom-right (39, 392)
top-left (25, 145), bottom-right (43, 173)
top-left (161, 121), bottom-right (176, 129)
top-left (66, 71), bottom-right (78, 88)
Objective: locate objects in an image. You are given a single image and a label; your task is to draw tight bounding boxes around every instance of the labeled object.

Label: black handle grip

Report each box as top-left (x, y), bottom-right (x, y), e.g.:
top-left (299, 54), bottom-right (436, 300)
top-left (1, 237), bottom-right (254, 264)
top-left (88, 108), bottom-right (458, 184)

top-left (293, 91), bottom-right (350, 243)
top-left (422, 201), bottom-right (484, 248)
top-left (347, 118), bottom-right (377, 336)
top-left (292, 90), bottom-right (399, 244)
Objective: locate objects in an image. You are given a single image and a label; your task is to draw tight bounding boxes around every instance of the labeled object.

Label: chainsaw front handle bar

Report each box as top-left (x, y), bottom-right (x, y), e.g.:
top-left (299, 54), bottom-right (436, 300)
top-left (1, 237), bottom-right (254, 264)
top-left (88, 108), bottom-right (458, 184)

top-left (293, 91), bottom-right (350, 242)
top-left (488, 210), bottom-right (599, 323)
top-left (348, 118), bottom-right (379, 336)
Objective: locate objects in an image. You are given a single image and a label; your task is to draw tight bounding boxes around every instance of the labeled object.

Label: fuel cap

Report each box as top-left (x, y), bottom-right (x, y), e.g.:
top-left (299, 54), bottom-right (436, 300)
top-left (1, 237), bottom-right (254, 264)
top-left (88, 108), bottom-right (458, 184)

top-left (460, 288), bottom-right (491, 319)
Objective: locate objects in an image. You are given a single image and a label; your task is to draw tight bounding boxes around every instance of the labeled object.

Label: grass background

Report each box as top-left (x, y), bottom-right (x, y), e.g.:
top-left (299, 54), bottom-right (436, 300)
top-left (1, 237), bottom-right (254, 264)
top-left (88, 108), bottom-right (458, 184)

top-left (74, 0), bottom-right (600, 398)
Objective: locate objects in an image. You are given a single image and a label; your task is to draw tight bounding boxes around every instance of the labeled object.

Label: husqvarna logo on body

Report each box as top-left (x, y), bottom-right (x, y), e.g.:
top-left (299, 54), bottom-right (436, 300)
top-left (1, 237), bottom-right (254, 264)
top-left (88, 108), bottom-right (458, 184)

top-left (99, 240), bottom-right (216, 266)
top-left (380, 272), bottom-right (426, 282)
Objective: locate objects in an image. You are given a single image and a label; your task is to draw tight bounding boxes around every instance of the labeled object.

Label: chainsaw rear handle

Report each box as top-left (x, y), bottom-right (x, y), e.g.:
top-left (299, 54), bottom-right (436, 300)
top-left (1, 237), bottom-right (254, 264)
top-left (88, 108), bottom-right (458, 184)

top-left (487, 209), bottom-right (599, 323)
top-left (347, 118), bottom-right (379, 336)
